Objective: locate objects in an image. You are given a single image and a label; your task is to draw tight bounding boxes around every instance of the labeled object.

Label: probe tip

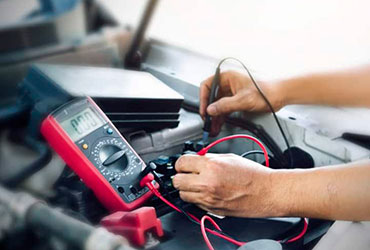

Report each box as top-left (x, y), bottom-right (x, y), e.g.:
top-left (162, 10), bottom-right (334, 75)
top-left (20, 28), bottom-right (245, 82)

top-left (202, 131), bottom-right (209, 144)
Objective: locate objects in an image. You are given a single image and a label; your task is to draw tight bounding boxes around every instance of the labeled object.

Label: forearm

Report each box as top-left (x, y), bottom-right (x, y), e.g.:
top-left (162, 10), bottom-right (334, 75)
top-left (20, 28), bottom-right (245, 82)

top-left (278, 65), bottom-right (370, 107)
top-left (270, 161), bottom-right (370, 220)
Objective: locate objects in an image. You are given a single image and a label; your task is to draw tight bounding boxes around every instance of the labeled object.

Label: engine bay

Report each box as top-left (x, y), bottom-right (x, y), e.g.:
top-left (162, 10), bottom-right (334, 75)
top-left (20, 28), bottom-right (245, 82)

top-left (1, 1), bottom-right (370, 250)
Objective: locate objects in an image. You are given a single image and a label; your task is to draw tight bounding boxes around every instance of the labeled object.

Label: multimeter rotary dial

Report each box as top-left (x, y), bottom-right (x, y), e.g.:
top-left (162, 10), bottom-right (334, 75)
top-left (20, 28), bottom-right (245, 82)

top-left (92, 137), bottom-right (138, 183)
top-left (99, 144), bottom-right (129, 172)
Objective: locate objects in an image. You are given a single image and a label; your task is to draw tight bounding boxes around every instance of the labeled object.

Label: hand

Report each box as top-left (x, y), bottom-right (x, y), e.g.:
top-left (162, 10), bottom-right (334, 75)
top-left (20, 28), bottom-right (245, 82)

top-left (199, 70), bottom-right (284, 136)
top-left (172, 153), bottom-right (278, 218)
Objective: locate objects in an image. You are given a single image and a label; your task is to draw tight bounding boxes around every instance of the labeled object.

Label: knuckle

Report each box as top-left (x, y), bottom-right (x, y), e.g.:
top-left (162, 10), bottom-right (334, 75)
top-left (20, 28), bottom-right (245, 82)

top-left (200, 80), bottom-right (207, 88)
top-left (203, 196), bottom-right (214, 205)
top-left (223, 70), bottom-right (237, 82)
top-left (207, 182), bottom-right (218, 194)
top-left (204, 177), bottom-right (219, 193)
top-left (223, 70), bottom-right (236, 78)
top-left (174, 155), bottom-right (188, 171)
top-left (203, 195), bottom-right (217, 207)
top-left (212, 102), bottom-right (222, 113)
top-left (208, 158), bottom-right (222, 171)
top-left (204, 159), bottom-right (216, 171)
top-left (197, 183), bottom-right (208, 192)
top-left (200, 77), bottom-right (212, 91)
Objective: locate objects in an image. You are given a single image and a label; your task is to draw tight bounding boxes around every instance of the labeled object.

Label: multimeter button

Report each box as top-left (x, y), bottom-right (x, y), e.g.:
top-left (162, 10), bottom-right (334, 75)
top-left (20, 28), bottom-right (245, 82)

top-left (103, 150), bottom-right (126, 166)
top-left (107, 128), bottom-right (113, 134)
top-left (128, 193), bottom-right (135, 201)
top-left (130, 186), bottom-right (138, 194)
top-left (117, 187), bottom-right (124, 193)
top-left (82, 144), bottom-right (88, 150)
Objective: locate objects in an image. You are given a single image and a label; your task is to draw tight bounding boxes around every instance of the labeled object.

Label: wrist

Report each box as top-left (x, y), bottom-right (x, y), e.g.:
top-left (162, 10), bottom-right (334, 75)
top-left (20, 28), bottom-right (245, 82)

top-left (268, 80), bottom-right (290, 111)
top-left (274, 76), bottom-right (306, 107)
top-left (268, 169), bottom-right (298, 217)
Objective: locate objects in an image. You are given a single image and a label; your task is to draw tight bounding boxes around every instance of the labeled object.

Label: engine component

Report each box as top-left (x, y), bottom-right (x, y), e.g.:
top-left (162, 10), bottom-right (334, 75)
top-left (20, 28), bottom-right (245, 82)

top-left (0, 185), bottom-right (134, 250)
top-left (101, 206), bottom-right (164, 247)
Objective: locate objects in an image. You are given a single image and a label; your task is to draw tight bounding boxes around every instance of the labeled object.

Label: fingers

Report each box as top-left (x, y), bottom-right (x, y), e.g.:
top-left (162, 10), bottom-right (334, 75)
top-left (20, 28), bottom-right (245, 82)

top-left (179, 191), bottom-right (204, 204)
top-left (207, 95), bottom-right (243, 116)
top-left (175, 154), bottom-right (208, 173)
top-left (172, 174), bottom-right (203, 192)
top-left (179, 192), bottom-right (226, 214)
top-left (199, 75), bottom-right (213, 118)
top-left (199, 72), bottom-right (233, 118)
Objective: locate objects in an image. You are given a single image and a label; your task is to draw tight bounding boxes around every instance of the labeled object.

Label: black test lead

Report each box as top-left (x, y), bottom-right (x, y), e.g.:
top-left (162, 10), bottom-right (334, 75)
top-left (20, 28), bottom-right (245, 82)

top-left (202, 66), bottom-right (221, 144)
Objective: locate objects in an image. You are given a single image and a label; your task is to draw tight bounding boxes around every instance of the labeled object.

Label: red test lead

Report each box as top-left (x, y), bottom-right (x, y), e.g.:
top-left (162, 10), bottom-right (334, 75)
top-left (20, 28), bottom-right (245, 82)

top-left (141, 134), bottom-right (308, 250)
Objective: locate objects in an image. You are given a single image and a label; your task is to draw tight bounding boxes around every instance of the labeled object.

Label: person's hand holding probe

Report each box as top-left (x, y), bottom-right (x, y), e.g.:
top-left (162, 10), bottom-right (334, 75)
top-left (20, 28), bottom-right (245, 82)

top-left (173, 64), bottom-right (370, 221)
top-left (199, 70), bottom-right (283, 136)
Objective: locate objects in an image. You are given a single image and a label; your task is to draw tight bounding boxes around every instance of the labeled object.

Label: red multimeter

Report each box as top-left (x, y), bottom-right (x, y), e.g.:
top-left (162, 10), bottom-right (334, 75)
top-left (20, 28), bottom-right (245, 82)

top-left (41, 97), bottom-right (152, 211)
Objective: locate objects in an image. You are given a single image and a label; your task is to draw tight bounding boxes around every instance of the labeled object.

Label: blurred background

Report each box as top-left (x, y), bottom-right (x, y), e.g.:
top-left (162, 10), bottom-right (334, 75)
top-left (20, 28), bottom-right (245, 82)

top-left (2, 0), bottom-right (370, 82)
top-left (104, 0), bottom-right (370, 79)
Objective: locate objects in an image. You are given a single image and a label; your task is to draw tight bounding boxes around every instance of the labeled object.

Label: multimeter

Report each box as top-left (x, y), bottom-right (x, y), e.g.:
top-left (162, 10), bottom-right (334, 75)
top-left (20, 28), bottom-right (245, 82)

top-left (41, 96), bottom-right (153, 211)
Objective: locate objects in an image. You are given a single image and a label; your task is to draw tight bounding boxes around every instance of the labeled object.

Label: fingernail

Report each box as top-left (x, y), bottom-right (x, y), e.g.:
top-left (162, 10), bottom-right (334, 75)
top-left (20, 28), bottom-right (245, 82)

top-left (207, 105), bottom-right (216, 115)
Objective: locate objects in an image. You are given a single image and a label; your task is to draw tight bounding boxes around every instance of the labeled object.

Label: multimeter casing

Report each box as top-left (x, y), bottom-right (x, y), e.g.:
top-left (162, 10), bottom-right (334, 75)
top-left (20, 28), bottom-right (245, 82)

top-left (41, 97), bottom-right (153, 211)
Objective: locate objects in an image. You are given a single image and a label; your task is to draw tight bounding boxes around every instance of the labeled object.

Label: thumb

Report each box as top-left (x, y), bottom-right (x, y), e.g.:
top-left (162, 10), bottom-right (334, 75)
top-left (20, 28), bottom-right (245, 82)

top-left (207, 95), bottom-right (242, 116)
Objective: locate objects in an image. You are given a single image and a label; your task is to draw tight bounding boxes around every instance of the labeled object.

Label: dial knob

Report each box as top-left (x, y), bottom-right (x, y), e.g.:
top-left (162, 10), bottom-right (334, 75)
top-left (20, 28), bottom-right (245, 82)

top-left (99, 145), bottom-right (128, 173)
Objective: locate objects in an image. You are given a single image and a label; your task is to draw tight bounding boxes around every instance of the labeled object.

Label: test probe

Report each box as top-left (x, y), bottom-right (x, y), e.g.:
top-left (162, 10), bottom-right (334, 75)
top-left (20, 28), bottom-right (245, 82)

top-left (202, 57), bottom-right (293, 167)
top-left (202, 67), bottom-right (221, 143)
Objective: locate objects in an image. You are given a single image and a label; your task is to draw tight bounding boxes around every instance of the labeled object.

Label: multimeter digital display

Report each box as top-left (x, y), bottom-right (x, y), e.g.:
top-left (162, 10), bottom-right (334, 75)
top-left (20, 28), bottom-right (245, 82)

top-left (59, 107), bottom-right (105, 142)
top-left (41, 97), bottom-right (152, 211)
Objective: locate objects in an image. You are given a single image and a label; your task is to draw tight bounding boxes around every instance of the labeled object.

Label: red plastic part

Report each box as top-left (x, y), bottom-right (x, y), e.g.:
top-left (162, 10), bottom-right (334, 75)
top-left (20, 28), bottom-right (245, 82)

top-left (140, 173), bottom-right (154, 188)
top-left (40, 98), bottom-right (153, 212)
top-left (101, 206), bottom-right (164, 247)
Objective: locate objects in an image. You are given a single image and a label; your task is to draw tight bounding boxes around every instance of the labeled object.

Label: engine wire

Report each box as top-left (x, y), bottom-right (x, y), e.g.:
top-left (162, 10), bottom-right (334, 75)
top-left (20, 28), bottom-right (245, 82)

top-left (213, 57), bottom-right (293, 168)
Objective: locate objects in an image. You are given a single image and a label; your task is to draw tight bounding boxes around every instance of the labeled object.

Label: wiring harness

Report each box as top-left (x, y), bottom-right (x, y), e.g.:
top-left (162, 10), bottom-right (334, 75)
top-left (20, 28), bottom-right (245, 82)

top-left (140, 134), bottom-right (308, 250)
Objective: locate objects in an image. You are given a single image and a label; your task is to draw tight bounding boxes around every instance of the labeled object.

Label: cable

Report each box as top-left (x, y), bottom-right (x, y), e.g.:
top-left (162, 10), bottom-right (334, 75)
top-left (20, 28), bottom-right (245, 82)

top-left (142, 177), bottom-right (245, 247)
top-left (197, 134), bottom-right (270, 167)
top-left (201, 215), bottom-right (222, 250)
top-left (1, 135), bottom-right (52, 187)
top-left (284, 218), bottom-right (309, 243)
top-left (143, 172), bottom-right (307, 249)
top-left (0, 101), bottom-right (30, 128)
top-left (202, 67), bottom-right (221, 143)
top-left (241, 150), bottom-right (273, 160)
top-left (208, 57), bottom-right (293, 168)
top-left (196, 134), bottom-right (307, 248)
top-left (147, 178), bottom-right (308, 248)
top-left (149, 164), bottom-right (243, 243)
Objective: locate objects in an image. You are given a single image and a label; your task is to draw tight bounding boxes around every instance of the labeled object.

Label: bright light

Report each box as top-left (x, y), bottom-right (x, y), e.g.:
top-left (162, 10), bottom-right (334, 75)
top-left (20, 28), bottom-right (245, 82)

top-left (104, 0), bottom-right (370, 80)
